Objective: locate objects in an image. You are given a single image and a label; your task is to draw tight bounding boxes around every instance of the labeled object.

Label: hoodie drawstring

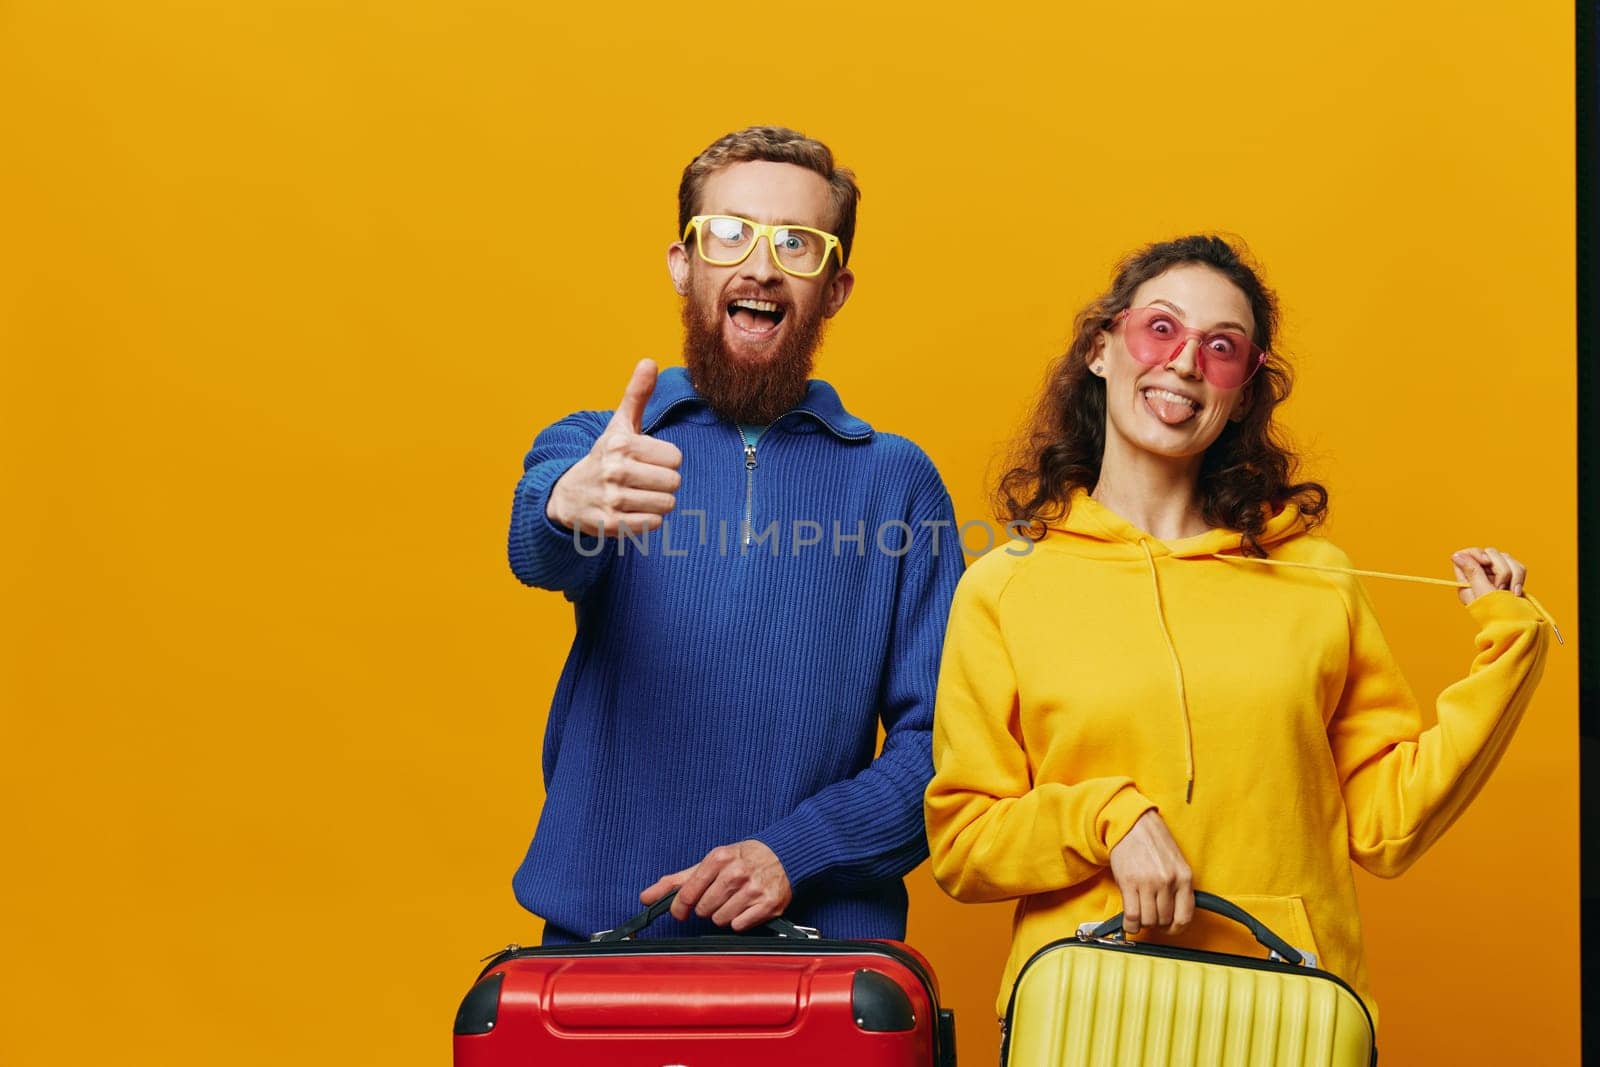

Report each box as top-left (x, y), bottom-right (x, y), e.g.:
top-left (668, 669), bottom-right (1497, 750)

top-left (1139, 540), bottom-right (1196, 803)
top-left (1131, 545), bottom-right (1561, 809)
top-left (1220, 555), bottom-right (1565, 645)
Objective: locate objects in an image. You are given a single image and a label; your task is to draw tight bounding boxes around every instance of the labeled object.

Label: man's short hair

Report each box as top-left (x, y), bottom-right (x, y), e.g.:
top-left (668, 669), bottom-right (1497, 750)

top-left (678, 126), bottom-right (862, 267)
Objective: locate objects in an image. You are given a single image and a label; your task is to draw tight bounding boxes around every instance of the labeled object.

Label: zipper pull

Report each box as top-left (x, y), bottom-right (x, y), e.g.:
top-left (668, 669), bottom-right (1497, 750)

top-left (480, 943), bottom-right (521, 962)
top-left (744, 443), bottom-right (758, 470)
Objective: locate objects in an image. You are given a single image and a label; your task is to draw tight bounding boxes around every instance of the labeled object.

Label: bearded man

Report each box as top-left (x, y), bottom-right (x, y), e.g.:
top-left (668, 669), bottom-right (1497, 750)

top-left (506, 126), bottom-right (964, 942)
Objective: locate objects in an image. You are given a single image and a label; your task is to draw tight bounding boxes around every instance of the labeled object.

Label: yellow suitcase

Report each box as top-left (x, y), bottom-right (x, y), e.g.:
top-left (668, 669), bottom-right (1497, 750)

top-left (1002, 892), bottom-right (1375, 1066)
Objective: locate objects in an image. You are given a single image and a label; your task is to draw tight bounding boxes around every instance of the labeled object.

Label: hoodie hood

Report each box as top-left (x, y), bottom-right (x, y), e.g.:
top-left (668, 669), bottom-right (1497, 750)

top-left (1044, 489), bottom-right (1309, 560)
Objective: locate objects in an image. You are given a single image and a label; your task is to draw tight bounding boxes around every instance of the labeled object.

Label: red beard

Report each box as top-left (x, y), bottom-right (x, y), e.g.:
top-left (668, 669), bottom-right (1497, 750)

top-left (680, 297), bottom-right (826, 424)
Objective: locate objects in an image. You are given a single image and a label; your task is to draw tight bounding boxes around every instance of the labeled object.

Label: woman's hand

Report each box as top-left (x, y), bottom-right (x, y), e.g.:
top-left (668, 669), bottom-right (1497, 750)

top-left (1452, 547), bottom-right (1527, 605)
top-left (1108, 809), bottom-right (1194, 936)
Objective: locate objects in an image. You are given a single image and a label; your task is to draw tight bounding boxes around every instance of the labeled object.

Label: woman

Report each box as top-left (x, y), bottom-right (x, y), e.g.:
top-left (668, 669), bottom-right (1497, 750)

top-left (923, 235), bottom-right (1553, 1027)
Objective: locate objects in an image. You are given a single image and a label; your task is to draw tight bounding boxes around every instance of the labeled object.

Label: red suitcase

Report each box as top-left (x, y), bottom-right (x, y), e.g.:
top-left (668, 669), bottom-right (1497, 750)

top-left (453, 892), bottom-right (956, 1066)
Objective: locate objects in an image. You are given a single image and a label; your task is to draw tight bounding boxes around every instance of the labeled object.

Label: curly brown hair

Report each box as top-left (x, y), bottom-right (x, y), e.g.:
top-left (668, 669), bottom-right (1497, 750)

top-left (997, 235), bottom-right (1327, 555)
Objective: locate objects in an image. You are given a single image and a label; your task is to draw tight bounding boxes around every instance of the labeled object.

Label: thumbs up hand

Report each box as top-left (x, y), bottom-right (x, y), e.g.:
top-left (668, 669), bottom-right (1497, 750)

top-left (547, 359), bottom-right (684, 536)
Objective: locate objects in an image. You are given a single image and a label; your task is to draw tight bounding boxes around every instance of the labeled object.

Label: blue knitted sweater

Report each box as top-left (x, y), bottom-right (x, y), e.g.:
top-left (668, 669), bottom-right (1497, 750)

top-left (507, 367), bottom-right (964, 941)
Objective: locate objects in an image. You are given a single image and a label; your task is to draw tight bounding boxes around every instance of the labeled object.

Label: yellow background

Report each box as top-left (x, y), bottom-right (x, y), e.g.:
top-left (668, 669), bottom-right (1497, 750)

top-left (0, 3), bottom-right (1577, 1064)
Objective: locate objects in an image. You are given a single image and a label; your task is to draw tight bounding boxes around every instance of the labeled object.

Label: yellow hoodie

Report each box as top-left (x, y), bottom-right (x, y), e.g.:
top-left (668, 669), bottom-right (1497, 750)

top-left (924, 492), bottom-right (1551, 1024)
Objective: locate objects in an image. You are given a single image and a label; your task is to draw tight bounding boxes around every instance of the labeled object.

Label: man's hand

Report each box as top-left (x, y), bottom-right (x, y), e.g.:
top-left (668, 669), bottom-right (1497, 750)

top-left (1108, 809), bottom-right (1193, 937)
top-left (547, 359), bottom-right (684, 536)
top-left (639, 840), bottom-right (793, 932)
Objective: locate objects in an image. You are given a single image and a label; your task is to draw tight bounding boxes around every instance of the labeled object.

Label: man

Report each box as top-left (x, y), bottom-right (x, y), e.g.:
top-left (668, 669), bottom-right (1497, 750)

top-left (507, 126), bottom-right (963, 942)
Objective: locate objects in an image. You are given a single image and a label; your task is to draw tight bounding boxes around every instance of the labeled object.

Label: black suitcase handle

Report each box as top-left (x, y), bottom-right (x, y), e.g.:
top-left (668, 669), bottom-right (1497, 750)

top-left (591, 889), bottom-right (820, 943)
top-left (1085, 890), bottom-right (1309, 966)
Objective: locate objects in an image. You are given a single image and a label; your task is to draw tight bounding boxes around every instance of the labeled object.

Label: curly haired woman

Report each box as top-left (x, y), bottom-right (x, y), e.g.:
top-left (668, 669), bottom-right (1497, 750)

top-left (923, 235), bottom-right (1554, 1029)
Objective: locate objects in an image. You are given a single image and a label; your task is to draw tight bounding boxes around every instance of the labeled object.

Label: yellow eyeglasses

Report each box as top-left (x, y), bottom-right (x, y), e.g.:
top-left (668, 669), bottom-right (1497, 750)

top-left (683, 214), bottom-right (844, 279)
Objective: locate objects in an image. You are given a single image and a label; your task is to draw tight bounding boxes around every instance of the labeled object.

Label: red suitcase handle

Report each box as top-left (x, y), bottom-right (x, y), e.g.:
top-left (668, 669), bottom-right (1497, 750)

top-left (589, 889), bottom-right (822, 943)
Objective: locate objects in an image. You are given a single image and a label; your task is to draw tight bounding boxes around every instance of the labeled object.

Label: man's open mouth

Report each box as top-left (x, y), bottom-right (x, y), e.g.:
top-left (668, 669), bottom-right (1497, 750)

top-left (728, 298), bottom-right (786, 334)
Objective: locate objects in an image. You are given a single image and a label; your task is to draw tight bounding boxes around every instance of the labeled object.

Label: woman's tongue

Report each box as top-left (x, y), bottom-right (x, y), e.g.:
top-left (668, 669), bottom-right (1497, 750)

top-left (1144, 389), bottom-right (1197, 425)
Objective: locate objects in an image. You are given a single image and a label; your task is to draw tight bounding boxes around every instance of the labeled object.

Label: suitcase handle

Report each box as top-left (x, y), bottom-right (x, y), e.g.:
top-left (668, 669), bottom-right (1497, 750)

top-left (1083, 890), bottom-right (1312, 967)
top-left (590, 889), bottom-right (821, 943)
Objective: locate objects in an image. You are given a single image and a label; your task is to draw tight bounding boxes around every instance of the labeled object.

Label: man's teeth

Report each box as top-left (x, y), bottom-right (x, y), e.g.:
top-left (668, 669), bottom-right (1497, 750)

top-left (1143, 387), bottom-right (1197, 410)
top-left (731, 299), bottom-right (781, 313)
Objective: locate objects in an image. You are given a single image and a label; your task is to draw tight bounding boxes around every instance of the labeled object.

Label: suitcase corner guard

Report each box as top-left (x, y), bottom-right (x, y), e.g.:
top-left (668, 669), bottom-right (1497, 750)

top-left (851, 967), bottom-right (916, 1032)
top-left (453, 971), bottom-right (503, 1036)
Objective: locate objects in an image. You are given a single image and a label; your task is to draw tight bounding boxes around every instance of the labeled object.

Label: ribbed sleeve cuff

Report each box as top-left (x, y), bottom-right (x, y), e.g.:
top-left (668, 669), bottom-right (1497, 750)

top-left (508, 457), bottom-right (603, 591)
top-left (1464, 589), bottom-right (1545, 628)
top-left (526, 458), bottom-right (583, 540)
top-left (1094, 786), bottom-right (1159, 863)
top-left (756, 811), bottom-right (838, 893)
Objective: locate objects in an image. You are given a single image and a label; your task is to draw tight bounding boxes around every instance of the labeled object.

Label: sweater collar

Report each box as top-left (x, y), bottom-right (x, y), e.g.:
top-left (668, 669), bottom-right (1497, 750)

top-left (641, 365), bottom-right (874, 441)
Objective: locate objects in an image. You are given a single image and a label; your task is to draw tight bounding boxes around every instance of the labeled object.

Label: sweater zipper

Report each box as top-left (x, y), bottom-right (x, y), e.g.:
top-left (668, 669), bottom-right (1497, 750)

top-left (740, 438), bottom-right (758, 548)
